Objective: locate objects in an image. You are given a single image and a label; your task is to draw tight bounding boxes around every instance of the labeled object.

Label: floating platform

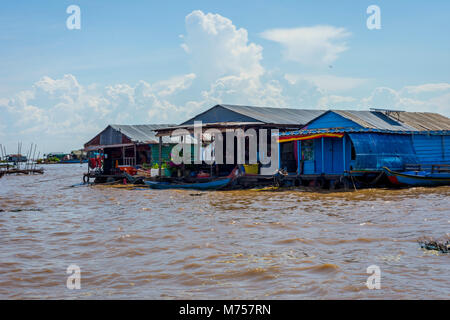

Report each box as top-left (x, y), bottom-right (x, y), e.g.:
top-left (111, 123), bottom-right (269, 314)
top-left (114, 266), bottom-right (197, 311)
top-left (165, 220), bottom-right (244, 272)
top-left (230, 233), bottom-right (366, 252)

top-left (0, 168), bottom-right (44, 176)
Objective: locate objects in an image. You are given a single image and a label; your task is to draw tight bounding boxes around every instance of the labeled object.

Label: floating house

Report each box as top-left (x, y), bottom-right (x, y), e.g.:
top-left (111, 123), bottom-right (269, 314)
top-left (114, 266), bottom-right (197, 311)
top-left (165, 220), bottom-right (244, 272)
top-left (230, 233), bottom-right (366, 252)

top-left (84, 124), bottom-right (176, 178)
top-left (46, 152), bottom-right (68, 161)
top-left (155, 104), bottom-right (326, 177)
top-left (278, 109), bottom-right (450, 187)
top-left (7, 154), bottom-right (27, 163)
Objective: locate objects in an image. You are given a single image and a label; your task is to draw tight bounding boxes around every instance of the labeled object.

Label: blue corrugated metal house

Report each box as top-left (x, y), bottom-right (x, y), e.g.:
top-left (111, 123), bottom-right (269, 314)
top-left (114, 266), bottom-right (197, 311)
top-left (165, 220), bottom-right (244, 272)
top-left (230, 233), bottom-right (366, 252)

top-left (278, 109), bottom-right (450, 175)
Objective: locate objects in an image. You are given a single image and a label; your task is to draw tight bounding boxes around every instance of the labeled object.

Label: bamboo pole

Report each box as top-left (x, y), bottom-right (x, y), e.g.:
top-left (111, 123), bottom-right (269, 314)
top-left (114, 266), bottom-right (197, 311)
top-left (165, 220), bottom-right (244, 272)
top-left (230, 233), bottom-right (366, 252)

top-left (33, 152), bottom-right (40, 172)
top-left (25, 143), bottom-right (33, 171)
top-left (31, 145), bottom-right (37, 173)
top-left (0, 144), bottom-right (3, 171)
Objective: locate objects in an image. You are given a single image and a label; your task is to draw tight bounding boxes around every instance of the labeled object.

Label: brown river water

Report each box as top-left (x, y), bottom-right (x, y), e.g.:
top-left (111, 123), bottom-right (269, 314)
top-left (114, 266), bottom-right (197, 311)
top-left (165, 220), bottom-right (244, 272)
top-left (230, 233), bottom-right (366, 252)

top-left (0, 164), bottom-right (449, 299)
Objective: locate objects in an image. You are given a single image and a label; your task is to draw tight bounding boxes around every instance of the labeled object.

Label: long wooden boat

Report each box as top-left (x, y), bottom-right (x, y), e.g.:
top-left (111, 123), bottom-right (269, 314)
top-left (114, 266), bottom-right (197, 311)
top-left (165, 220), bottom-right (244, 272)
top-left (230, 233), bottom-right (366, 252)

top-left (383, 167), bottom-right (450, 187)
top-left (60, 159), bottom-right (88, 164)
top-left (145, 177), bottom-right (232, 190)
top-left (144, 168), bottom-right (238, 190)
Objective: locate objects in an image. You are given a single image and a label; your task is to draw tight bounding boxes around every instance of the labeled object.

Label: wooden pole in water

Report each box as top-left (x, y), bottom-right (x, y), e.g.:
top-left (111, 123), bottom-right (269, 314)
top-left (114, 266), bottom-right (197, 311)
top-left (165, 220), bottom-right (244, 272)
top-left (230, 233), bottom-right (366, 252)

top-left (0, 144), bottom-right (3, 172)
top-left (2, 145), bottom-right (7, 170)
top-left (25, 143), bottom-right (33, 171)
top-left (17, 141), bottom-right (21, 170)
top-left (33, 152), bottom-right (40, 172)
top-left (3, 145), bottom-right (7, 170)
top-left (24, 144), bottom-right (29, 170)
top-left (31, 144), bottom-right (37, 173)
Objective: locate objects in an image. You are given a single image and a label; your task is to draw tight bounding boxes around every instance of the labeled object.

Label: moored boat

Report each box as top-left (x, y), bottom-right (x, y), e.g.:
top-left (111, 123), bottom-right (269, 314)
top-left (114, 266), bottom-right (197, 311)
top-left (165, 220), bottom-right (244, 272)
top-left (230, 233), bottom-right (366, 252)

top-left (60, 159), bottom-right (88, 164)
top-left (383, 166), bottom-right (450, 187)
top-left (145, 177), bottom-right (233, 190)
top-left (144, 168), bottom-right (238, 190)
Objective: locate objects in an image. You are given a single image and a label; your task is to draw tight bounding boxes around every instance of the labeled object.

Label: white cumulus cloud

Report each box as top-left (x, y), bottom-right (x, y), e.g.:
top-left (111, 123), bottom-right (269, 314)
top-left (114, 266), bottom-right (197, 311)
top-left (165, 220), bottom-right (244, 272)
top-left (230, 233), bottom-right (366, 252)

top-left (182, 10), bottom-right (264, 80)
top-left (261, 25), bottom-right (351, 67)
top-left (284, 74), bottom-right (367, 93)
top-left (404, 83), bottom-right (450, 94)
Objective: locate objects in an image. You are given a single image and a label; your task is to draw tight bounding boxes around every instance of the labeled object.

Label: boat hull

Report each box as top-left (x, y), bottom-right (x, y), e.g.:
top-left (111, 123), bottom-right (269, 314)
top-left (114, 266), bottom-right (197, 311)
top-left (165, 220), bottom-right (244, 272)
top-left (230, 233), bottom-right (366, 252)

top-left (144, 178), bottom-right (232, 190)
top-left (60, 160), bottom-right (88, 164)
top-left (383, 167), bottom-right (450, 186)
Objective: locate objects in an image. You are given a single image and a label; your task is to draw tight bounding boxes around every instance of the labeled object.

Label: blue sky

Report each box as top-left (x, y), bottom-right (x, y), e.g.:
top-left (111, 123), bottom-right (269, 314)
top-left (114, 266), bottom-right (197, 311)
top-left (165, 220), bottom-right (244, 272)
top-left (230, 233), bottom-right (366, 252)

top-left (0, 0), bottom-right (449, 153)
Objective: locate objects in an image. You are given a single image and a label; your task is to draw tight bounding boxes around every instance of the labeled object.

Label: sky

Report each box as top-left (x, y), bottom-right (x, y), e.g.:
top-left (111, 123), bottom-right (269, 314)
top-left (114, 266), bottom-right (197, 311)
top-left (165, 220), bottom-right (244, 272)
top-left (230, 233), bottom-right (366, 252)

top-left (0, 0), bottom-right (449, 154)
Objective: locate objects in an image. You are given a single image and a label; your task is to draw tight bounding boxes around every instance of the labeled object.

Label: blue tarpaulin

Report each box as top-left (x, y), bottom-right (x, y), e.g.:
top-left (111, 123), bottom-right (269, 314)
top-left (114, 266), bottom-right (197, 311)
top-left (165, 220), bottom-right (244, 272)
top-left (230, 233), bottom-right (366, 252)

top-left (349, 133), bottom-right (418, 170)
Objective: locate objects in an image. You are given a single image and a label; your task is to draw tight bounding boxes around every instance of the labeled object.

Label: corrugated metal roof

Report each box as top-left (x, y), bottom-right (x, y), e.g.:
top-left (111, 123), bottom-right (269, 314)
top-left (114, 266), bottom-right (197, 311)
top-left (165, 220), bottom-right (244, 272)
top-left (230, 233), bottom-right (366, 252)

top-left (181, 104), bottom-right (326, 125)
top-left (333, 111), bottom-right (417, 131)
top-left (328, 110), bottom-right (450, 131)
top-left (390, 112), bottom-right (450, 131)
top-left (220, 105), bottom-right (326, 125)
top-left (110, 124), bottom-right (176, 144)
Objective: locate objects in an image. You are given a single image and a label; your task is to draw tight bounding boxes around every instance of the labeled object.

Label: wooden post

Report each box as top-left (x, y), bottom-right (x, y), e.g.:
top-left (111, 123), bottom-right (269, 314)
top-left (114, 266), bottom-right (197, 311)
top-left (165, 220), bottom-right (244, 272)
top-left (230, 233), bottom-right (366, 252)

top-left (158, 136), bottom-right (162, 179)
top-left (278, 141), bottom-right (281, 170)
top-left (321, 137), bottom-right (324, 174)
top-left (343, 134), bottom-right (346, 172)
top-left (297, 140), bottom-right (301, 175)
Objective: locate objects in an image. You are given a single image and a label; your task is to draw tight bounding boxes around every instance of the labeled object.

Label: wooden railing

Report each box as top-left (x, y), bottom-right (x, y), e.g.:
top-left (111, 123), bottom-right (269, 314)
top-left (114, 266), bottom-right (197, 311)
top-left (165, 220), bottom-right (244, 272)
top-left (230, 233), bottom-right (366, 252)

top-left (404, 163), bottom-right (450, 173)
top-left (123, 157), bottom-right (136, 167)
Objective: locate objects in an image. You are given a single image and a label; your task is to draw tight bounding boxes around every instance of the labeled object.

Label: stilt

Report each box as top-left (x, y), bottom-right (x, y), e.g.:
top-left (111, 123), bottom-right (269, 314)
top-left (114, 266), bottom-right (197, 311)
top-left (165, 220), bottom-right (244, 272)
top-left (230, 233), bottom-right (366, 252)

top-left (158, 136), bottom-right (162, 179)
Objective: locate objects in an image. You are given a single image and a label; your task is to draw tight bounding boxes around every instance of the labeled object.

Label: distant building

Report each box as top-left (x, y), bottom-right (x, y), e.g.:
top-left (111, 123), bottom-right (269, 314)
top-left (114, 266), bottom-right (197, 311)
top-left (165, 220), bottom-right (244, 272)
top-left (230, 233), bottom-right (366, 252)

top-left (7, 154), bottom-right (27, 162)
top-left (46, 153), bottom-right (67, 160)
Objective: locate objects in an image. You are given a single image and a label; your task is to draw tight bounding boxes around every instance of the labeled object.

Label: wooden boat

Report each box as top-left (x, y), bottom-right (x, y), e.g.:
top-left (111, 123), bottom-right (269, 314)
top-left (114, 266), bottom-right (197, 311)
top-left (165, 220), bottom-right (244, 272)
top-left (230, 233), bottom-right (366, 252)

top-left (60, 159), bottom-right (88, 164)
top-left (144, 168), bottom-right (238, 190)
top-left (383, 166), bottom-right (450, 187)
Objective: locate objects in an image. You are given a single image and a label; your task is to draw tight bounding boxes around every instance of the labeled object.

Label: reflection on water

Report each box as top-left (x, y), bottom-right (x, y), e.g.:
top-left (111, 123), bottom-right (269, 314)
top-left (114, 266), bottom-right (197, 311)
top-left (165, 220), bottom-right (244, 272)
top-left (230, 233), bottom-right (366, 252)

top-left (0, 164), bottom-right (449, 299)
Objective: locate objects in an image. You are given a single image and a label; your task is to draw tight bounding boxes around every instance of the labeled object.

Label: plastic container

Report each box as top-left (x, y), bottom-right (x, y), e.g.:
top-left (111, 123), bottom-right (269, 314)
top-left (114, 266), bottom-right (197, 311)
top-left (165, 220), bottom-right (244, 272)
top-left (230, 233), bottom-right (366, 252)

top-left (243, 164), bottom-right (259, 175)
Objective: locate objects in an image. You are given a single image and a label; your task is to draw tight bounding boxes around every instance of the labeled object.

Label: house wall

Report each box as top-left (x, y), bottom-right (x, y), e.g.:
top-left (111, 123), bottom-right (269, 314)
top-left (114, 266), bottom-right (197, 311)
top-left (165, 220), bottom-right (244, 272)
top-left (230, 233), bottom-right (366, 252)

top-left (85, 134), bottom-right (100, 147)
top-left (100, 126), bottom-right (123, 145)
top-left (150, 144), bottom-right (174, 165)
top-left (305, 112), bottom-right (362, 130)
top-left (182, 105), bottom-right (258, 125)
top-left (411, 134), bottom-right (450, 164)
top-left (306, 136), bottom-right (351, 174)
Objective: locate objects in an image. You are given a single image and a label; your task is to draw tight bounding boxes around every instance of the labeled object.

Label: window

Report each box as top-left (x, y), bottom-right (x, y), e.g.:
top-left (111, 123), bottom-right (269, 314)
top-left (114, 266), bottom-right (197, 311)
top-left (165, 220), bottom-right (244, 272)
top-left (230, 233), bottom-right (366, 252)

top-left (302, 140), bottom-right (314, 161)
